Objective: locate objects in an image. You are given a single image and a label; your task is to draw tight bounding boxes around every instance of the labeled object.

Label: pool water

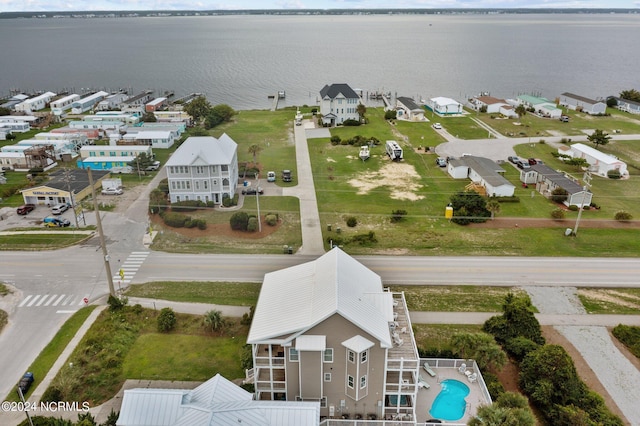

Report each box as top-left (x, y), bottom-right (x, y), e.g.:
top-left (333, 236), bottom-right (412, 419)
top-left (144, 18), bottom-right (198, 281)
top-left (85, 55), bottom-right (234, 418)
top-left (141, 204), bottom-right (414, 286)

top-left (428, 379), bottom-right (470, 421)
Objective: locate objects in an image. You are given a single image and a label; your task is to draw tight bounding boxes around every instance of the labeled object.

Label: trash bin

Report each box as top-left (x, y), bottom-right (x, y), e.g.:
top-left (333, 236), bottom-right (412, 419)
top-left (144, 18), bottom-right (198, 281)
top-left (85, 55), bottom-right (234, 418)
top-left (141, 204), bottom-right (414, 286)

top-left (327, 224), bottom-right (332, 231)
top-left (287, 246), bottom-right (293, 255)
top-left (336, 227), bottom-right (341, 234)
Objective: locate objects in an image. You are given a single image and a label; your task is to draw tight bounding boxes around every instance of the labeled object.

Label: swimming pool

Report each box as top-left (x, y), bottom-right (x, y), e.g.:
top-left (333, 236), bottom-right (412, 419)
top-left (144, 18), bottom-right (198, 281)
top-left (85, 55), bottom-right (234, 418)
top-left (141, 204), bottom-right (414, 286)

top-left (428, 379), bottom-right (470, 421)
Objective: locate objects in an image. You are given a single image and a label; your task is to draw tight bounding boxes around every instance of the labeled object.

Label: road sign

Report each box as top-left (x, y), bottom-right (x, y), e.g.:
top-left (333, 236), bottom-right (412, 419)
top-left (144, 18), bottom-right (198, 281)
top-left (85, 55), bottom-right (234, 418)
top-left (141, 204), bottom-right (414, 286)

top-left (83, 297), bottom-right (89, 304)
top-left (119, 268), bottom-right (125, 280)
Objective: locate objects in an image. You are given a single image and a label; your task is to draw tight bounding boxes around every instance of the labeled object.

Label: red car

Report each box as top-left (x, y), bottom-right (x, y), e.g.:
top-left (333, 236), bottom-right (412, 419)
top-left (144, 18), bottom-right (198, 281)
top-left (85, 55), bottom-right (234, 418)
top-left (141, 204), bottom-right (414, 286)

top-left (16, 204), bottom-right (36, 215)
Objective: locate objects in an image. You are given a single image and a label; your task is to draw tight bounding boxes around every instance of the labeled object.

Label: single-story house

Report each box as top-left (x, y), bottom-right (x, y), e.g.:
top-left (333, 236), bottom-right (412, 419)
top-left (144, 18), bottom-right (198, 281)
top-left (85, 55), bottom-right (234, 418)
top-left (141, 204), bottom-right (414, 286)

top-left (447, 156), bottom-right (515, 197)
top-left (515, 94), bottom-right (562, 118)
top-left (395, 96), bottom-right (425, 121)
top-left (470, 95), bottom-right (518, 118)
top-left (119, 130), bottom-right (176, 149)
top-left (426, 96), bottom-right (463, 115)
top-left (77, 145), bottom-right (153, 171)
top-left (613, 97), bottom-right (640, 115)
top-left (14, 91), bottom-right (56, 114)
top-left (20, 169), bottom-right (110, 206)
top-left (520, 163), bottom-right (592, 207)
top-left (51, 94), bottom-right (80, 116)
top-left (116, 373), bottom-right (320, 426)
top-left (569, 143), bottom-right (627, 177)
top-left (97, 93), bottom-right (129, 111)
top-left (559, 92), bottom-right (606, 115)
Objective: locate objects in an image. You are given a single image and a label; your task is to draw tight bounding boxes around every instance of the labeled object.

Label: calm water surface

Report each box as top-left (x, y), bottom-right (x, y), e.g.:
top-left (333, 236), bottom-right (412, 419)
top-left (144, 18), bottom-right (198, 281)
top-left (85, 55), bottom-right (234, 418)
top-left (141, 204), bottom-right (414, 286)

top-left (2, 14), bottom-right (639, 110)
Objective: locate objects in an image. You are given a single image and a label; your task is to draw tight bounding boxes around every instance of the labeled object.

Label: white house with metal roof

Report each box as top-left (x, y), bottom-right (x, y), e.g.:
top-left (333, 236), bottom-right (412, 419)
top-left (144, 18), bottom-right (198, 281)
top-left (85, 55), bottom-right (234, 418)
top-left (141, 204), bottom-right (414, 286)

top-left (519, 163), bottom-right (592, 207)
top-left (426, 97), bottom-right (463, 115)
top-left (121, 129), bottom-right (176, 149)
top-left (117, 373), bottom-right (320, 426)
top-left (51, 94), bottom-right (80, 116)
top-left (569, 143), bottom-right (628, 177)
top-left (515, 94), bottom-right (562, 118)
top-left (71, 91), bottom-right (109, 114)
top-left (14, 91), bottom-right (56, 114)
top-left (246, 248), bottom-right (421, 422)
top-left (165, 134), bottom-right (238, 205)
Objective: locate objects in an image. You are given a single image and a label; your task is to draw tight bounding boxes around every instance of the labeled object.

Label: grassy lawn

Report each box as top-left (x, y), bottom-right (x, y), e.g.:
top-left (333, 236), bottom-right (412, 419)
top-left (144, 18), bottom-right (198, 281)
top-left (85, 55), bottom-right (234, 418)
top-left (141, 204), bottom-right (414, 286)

top-left (435, 114), bottom-right (490, 140)
top-left (476, 107), bottom-right (640, 138)
top-left (392, 286), bottom-right (530, 312)
top-left (0, 232), bottom-right (91, 250)
top-left (577, 288), bottom-right (640, 314)
top-left (413, 324), bottom-right (484, 353)
top-left (123, 334), bottom-right (245, 381)
top-left (126, 281), bottom-right (261, 306)
top-left (3, 306), bottom-right (96, 402)
top-left (214, 108), bottom-right (299, 186)
top-left (46, 305), bottom-right (248, 405)
top-left (150, 196), bottom-right (301, 254)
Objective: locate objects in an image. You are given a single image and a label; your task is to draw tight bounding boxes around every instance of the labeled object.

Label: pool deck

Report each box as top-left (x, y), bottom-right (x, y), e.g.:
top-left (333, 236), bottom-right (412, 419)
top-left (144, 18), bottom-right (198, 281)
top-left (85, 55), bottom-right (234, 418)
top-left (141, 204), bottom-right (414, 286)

top-left (416, 364), bottom-right (489, 425)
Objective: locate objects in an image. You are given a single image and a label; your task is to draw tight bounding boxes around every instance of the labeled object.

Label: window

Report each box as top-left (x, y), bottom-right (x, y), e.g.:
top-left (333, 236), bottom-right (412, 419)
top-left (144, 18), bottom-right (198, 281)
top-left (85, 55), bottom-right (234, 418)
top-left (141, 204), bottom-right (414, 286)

top-left (348, 350), bottom-right (355, 363)
top-left (361, 350), bottom-right (368, 363)
top-left (360, 375), bottom-right (367, 389)
top-left (347, 375), bottom-right (354, 389)
top-left (289, 348), bottom-right (299, 362)
top-left (320, 397), bottom-right (327, 408)
top-left (194, 181), bottom-right (199, 190)
top-left (324, 373), bottom-right (331, 382)
top-left (204, 181), bottom-right (208, 189)
top-left (221, 165), bottom-right (228, 172)
top-left (324, 348), bottom-right (333, 363)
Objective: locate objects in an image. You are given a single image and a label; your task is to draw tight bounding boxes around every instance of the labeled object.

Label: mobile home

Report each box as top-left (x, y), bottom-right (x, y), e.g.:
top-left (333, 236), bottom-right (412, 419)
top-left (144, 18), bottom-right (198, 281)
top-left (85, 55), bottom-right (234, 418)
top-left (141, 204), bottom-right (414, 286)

top-left (385, 140), bottom-right (403, 161)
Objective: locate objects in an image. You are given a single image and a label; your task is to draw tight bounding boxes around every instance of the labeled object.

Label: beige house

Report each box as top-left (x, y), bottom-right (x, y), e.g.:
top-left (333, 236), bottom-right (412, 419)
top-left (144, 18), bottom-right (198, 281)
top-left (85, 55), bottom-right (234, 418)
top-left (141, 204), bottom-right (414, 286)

top-left (246, 248), bottom-right (420, 421)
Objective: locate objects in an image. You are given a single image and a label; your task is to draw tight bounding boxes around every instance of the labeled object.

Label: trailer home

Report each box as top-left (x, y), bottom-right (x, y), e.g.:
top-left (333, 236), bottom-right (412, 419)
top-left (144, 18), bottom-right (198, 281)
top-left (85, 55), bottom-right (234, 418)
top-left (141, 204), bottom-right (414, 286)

top-left (385, 140), bottom-right (403, 161)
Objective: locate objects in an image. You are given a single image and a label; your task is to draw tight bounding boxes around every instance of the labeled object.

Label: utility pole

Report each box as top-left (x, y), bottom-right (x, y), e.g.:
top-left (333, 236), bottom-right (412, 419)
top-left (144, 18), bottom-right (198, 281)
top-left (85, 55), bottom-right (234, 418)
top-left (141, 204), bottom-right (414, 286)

top-left (256, 176), bottom-right (262, 233)
top-left (573, 171), bottom-right (592, 237)
top-left (62, 168), bottom-right (80, 229)
top-left (87, 167), bottom-right (116, 297)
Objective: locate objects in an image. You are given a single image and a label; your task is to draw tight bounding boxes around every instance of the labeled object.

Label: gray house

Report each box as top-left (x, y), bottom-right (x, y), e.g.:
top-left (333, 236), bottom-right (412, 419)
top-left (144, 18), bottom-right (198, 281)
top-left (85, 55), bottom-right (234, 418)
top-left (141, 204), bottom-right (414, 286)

top-left (520, 163), bottom-right (592, 207)
top-left (246, 248), bottom-right (420, 421)
top-left (396, 97), bottom-right (425, 121)
top-left (559, 92), bottom-right (606, 115)
top-left (165, 134), bottom-right (238, 205)
top-left (447, 156), bottom-right (515, 197)
top-left (319, 84), bottom-right (361, 126)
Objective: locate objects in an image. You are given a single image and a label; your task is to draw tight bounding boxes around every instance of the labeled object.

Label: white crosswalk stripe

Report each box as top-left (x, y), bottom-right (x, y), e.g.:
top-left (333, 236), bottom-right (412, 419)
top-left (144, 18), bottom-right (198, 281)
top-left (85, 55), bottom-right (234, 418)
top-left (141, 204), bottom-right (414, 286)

top-left (18, 293), bottom-right (89, 309)
top-left (112, 251), bottom-right (149, 286)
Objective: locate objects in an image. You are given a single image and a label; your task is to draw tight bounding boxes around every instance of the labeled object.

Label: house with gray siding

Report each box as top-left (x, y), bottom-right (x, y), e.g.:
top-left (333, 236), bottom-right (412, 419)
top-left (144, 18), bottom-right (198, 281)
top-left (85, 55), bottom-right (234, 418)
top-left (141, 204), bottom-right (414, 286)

top-left (247, 248), bottom-right (420, 422)
top-left (447, 156), bottom-right (515, 197)
top-left (165, 135), bottom-right (238, 205)
top-left (559, 92), bottom-right (606, 115)
top-left (520, 163), bottom-right (592, 207)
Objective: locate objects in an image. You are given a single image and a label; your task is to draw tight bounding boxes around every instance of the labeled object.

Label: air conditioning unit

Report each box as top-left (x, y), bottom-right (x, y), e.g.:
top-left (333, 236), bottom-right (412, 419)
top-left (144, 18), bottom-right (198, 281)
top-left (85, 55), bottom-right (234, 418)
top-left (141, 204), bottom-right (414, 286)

top-left (329, 405), bottom-right (335, 416)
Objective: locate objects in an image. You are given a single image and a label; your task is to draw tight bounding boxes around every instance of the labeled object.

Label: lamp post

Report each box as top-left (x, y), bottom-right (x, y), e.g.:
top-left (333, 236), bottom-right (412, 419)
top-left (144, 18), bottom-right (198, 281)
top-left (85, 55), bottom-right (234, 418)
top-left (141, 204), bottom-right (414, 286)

top-left (255, 175), bottom-right (262, 233)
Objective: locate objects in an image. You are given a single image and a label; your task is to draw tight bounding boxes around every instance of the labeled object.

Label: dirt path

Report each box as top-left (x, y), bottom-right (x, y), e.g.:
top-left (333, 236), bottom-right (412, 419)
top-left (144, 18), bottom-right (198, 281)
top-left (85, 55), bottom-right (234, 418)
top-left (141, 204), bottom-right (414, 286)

top-left (471, 217), bottom-right (640, 229)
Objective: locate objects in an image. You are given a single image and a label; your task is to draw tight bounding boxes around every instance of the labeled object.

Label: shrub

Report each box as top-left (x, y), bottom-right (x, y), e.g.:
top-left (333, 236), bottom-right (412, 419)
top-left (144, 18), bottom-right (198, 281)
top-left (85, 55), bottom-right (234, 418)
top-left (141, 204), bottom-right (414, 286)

top-left (170, 200), bottom-right (206, 212)
top-left (222, 193), bottom-right (238, 207)
top-left (108, 295), bottom-right (127, 311)
top-left (504, 336), bottom-right (541, 362)
top-left (391, 209), bottom-right (408, 223)
top-left (384, 109), bottom-right (397, 120)
top-left (495, 196), bottom-right (520, 203)
top-left (343, 119), bottom-right (361, 126)
top-left (247, 216), bottom-right (259, 232)
top-left (346, 216), bottom-right (357, 227)
top-left (162, 212), bottom-right (187, 228)
top-left (157, 307), bottom-right (176, 332)
top-left (350, 231), bottom-right (377, 245)
top-left (196, 219), bottom-right (207, 230)
top-left (607, 169), bottom-right (622, 179)
top-left (230, 212), bottom-right (249, 231)
top-left (551, 208), bottom-right (566, 220)
top-left (330, 135), bottom-right (341, 145)
top-left (551, 187), bottom-right (569, 203)
top-left (612, 324), bottom-right (640, 358)
top-left (265, 214), bottom-right (278, 226)
top-left (567, 204), bottom-right (579, 211)
top-left (614, 210), bottom-right (632, 221)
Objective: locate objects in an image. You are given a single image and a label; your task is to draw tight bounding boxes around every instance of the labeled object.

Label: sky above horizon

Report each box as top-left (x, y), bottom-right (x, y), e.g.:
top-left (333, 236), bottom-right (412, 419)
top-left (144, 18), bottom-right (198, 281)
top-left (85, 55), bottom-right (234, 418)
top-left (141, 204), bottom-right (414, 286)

top-left (1, 0), bottom-right (638, 13)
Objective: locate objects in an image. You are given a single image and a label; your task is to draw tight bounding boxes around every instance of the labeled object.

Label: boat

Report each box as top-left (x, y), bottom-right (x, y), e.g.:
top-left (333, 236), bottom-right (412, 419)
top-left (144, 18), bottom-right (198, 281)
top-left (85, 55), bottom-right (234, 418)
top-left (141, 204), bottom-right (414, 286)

top-left (278, 90), bottom-right (286, 99)
top-left (295, 110), bottom-right (303, 126)
top-left (359, 145), bottom-right (370, 161)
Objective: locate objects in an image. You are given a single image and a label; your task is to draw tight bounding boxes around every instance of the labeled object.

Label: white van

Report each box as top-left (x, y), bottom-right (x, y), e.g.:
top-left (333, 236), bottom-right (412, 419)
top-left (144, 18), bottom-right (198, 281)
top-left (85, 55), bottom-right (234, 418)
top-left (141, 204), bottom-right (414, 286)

top-left (267, 171), bottom-right (276, 182)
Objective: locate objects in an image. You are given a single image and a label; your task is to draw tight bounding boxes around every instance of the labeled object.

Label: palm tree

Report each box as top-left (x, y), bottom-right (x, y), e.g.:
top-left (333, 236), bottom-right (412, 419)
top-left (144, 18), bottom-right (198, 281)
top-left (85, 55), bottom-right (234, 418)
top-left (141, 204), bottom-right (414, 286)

top-left (247, 144), bottom-right (262, 165)
top-left (486, 200), bottom-right (501, 220)
top-left (515, 104), bottom-right (527, 123)
top-left (204, 310), bottom-right (225, 334)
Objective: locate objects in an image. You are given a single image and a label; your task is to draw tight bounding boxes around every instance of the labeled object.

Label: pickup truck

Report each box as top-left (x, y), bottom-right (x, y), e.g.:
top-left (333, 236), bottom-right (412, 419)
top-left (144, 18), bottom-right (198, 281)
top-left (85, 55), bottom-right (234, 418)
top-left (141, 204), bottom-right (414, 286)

top-left (145, 161), bottom-right (161, 171)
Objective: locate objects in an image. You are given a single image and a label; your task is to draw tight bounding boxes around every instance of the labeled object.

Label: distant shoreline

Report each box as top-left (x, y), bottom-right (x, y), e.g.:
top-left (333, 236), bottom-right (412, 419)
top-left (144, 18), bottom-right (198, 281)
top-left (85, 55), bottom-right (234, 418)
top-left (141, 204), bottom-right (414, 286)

top-left (1, 8), bottom-right (639, 20)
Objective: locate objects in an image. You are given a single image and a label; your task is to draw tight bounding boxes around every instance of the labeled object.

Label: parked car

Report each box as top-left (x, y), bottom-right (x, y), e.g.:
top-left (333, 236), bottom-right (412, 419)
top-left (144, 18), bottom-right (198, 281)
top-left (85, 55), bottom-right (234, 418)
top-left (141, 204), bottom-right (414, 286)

top-left (282, 170), bottom-right (292, 182)
top-left (51, 203), bottom-right (69, 215)
top-left (241, 186), bottom-right (264, 195)
top-left (517, 160), bottom-right (531, 170)
top-left (267, 171), bottom-right (276, 182)
top-left (16, 204), bottom-right (36, 215)
top-left (435, 157), bottom-right (447, 167)
top-left (144, 161), bottom-right (161, 171)
top-left (102, 187), bottom-right (123, 195)
top-left (560, 115), bottom-right (570, 122)
top-left (432, 122), bottom-right (442, 129)
top-left (44, 217), bottom-right (71, 227)
top-left (17, 372), bottom-right (34, 395)
top-left (507, 156), bottom-right (521, 164)
top-left (528, 158), bottom-right (537, 165)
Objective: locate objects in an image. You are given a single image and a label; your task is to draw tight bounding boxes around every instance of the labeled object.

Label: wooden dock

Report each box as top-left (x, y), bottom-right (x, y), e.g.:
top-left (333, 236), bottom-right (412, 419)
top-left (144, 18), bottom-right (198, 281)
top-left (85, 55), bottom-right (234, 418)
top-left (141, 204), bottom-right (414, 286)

top-left (269, 91), bottom-right (285, 111)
